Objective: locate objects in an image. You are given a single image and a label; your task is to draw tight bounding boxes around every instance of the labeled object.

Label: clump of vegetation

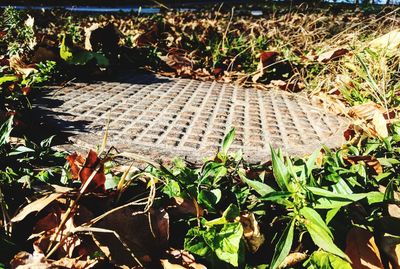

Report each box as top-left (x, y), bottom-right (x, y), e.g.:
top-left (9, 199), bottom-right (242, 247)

top-left (0, 5), bottom-right (399, 269)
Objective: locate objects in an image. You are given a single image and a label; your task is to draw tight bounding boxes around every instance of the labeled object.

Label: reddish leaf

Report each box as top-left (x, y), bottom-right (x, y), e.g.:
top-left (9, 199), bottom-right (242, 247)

top-left (317, 48), bottom-right (349, 63)
top-left (344, 155), bottom-right (383, 175)
top-left (66, 150), bottom-right (105, 191)
top-left (345, 227), bottom-right (384, 269)
top-left (21, 86), bottom-right (31, 96)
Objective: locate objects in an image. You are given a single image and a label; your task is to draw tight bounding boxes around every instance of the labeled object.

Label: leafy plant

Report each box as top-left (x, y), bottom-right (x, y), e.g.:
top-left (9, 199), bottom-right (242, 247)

top-left (0, 7), bottom-right (35, 57)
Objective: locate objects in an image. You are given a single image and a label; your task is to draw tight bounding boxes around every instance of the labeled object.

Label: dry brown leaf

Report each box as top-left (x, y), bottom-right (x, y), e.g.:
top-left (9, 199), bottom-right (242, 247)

top-left (11, 192), bottom-right (65, 223)
top-left (278, 252), bottom-right (308, 269)
top-left (84, 23), bottom-right (100, 51)
top-left (164, 249), bottom-right (206, 269)
top-left (252, 51), bottom-right (278, 82)
top-left (344, 155), bottom-right (383, 175)
top-left (52, 257), bottom-right (97, 269)
top-left (345, 227), bottom-right (384, 269)
top-left (317, 48), bottom-right (349, 63)
top-left (9, 56), bottom-right (37, 77)
top-left (168, 197), bottom-right (203, 217)
top-left (348, 102), bottom-right (384, 120)
top-left (388, 204), bottom-right (400, 218)
top-left (161, 259), bottom-right (186, 269)
top-left (10, 251), bottom-right (51, 269)
top-left (66, 150), bottom-right (106, 191)
top-left (240, 212), bottom-right (265, 253)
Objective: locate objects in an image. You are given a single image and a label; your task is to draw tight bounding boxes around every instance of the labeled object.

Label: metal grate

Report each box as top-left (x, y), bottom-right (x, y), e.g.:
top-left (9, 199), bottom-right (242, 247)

top-left (39, 74), bottom-right (348, 163)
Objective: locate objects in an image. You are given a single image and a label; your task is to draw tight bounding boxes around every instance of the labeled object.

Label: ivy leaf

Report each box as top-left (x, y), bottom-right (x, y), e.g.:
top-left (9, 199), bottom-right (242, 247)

top-left (270, 218), bottom-right (295, 269)
top-left (214, 222), bottom-right (244, 267)
top-left (198, 189), bottom-right (221, 211)
top-left (184, 227), bottom-right (212, 257)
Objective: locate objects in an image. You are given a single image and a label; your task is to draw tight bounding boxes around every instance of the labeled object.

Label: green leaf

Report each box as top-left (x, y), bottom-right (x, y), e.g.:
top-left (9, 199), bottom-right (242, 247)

top-left (270, 146), bottom-right (289, 191)
top-left (0, 116), bottom-right (13, 147)
top-left (303, 147), bottom-right (321, 178)
top-left (301, 208), bottom-right (349, 261)
top-left (184, 227), bottom-right (212, 257)
top-left (198, 189), bottom-right (221, 211)
top-left (308, 186), bottom-right (367, 201)
top-left (163, 180), bottom-right (181, 198)
top-left (300, 207), bottom-right (332, 237)
top-left (214, 222), bottom-right (244, 267)
top-left (221, 128), bottom-right (235, 156)
top-left (206, 204), bottom-right (240, 227)
top-left (260, 191), bottom-right (293, 206)
top-left (366, 191), bottom-right (385, 204)
top-left (326, 207), bottom-right (341, 224)
top-left (0, 75), bottom-right (18, 85)
top-left (270, 218), bottom-right (295, 269)
top-left (304, 250), bottom-right (352, 269)
top-left (239, 169), bottom-right (275, 196)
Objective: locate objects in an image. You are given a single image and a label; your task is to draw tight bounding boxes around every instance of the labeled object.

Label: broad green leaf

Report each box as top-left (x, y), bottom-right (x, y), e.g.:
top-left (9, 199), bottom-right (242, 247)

top-left (270, 218), bottom-right (295, 269)
top-left (214, 222), bottom-right (244, 267)
top-left (105, 174), bottom-right (119, 190)
top-left (163, 180), bottom-right (181, 198)
top-left (302, 211), bottom-right (349, 261)
top-left (0, 116), bottom-right (13, 147)
top-left (0, 75), bottom-right (18, 85)
top-left (93, 52), bottom-right (110, 67)
top-left (206, 204), bottom-right (240, 227)
top-left (222, 204), bottom-right (240, 220)
top-left (184, 227), bottom-right (211, 257)
top-left (8, 146), bottom-right (35, 155)
top-left (198, 189), bottom-right (221, 210)
top-left (270, 146), bottom-right (289, 191)
top-left (221, 128), bottom-right (235, 156)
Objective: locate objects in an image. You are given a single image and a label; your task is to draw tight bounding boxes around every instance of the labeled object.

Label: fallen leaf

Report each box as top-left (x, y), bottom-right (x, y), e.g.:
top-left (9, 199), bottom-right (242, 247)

top-left (168, 197), bottom-right (203, 217)
top-left (372, 110), bottom-right (389, 138)
top-left (252, 51), bottom-right (278, 82)
top-left (270, 79), bottom-right (305, 92)
top-left (11, 192), bottom-right (65, 222)
top-left (370, 30), bottom-right (400, 52)
top-left (161, 259), bottom-right (186, 269)
top-left (344, 155), bottom-right (383, 175)
top-left (9, 56), bottom-right (37, 77)
top-left (67, 150), bottom-right (106, 191)
top-left (240, 212), bottom-right (265, 253)
top-left (10, 251), bottom-right (51, 269)
top-left (317, 48), bottom-right (349, 63)
top-left (345, 226), bottom-right (384, 269)
top-left (278, 252), bottom-right (308, 269)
